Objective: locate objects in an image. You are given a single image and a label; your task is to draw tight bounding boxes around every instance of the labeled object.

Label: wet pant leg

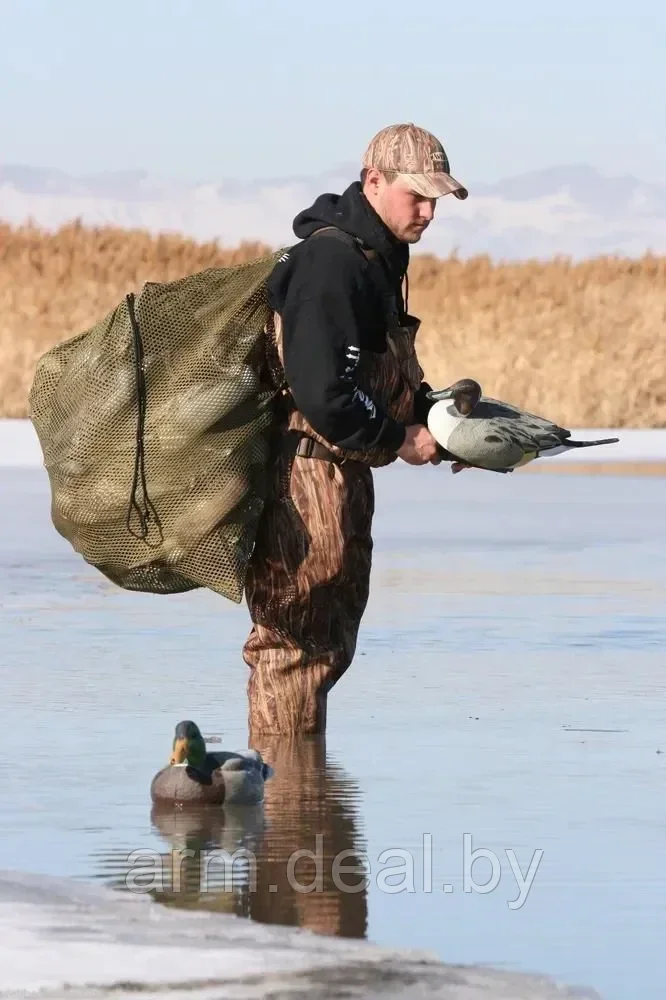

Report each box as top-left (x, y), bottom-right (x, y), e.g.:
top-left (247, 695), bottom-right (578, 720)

top-left (243, 442), bottom-right (374, 735)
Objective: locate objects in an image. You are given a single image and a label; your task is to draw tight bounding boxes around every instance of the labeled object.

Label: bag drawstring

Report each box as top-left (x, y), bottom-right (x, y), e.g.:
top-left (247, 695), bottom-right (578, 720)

top-left (125, 292), bottom-right (162, 544)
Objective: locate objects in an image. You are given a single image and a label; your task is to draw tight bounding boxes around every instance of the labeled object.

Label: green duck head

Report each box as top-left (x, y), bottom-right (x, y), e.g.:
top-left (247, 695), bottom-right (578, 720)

top-left (169, 720), bottom-right (207, 769)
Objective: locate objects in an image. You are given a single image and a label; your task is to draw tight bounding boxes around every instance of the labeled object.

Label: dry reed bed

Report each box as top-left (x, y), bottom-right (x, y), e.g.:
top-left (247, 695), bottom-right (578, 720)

top-left (1, 220), bottom-right (665, 426)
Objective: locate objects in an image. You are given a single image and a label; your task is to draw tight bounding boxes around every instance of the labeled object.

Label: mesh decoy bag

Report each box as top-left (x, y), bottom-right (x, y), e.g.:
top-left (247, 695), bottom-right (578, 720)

top-left (29, 250), bottom-right (287, 601)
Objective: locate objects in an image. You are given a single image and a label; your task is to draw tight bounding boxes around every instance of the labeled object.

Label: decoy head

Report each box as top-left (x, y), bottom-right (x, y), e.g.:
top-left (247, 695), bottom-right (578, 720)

top-left (169, 720), bottom-right (207, 769)
top-left (427, 379), bottom-right (482, 416)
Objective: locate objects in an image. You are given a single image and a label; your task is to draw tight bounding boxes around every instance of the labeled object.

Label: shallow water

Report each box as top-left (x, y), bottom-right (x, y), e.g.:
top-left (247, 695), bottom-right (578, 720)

top-left (1, 464), bottom-right (665, 1000)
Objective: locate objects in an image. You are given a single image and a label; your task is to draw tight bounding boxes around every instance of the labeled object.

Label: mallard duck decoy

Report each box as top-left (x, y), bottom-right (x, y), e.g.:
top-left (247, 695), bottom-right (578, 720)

top-left (150, 720), bottom-right (272, 806)
top-left (427, 378), bottom-right (619, 473)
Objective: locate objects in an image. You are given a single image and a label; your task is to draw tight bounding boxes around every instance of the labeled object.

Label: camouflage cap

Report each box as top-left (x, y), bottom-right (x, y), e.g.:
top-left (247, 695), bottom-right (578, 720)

top-left (362, 123), bottom-right (468, 200)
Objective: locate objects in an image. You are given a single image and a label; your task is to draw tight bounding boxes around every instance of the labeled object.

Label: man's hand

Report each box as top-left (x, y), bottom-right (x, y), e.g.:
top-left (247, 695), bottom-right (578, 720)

top-left (397, 425), bottom-right (442, 465)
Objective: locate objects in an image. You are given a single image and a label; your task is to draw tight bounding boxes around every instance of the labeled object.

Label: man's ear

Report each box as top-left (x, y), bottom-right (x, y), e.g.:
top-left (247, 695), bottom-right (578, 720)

top-left (362, 167), bottom-right (383, 197)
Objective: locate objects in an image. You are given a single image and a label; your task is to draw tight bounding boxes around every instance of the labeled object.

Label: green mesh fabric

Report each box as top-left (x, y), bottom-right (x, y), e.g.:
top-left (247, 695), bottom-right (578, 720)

top-left (29, 250), bottom-right (288, 601)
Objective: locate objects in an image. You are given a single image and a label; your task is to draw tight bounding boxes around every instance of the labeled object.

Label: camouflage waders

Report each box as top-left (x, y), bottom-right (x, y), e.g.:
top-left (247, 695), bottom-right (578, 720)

top-left (243, 308), bottom-right (424, 736)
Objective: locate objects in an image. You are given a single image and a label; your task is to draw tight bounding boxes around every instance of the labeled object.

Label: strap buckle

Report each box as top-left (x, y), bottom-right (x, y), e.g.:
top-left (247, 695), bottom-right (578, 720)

top-left (295, 435), bottom-right (316, 459)
top-left (294, 433), bottom-right (346, 466)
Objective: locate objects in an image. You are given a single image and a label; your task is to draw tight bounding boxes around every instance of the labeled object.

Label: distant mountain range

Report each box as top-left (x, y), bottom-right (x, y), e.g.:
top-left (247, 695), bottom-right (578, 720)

top-left (1, 161), bottom-right (664, 260)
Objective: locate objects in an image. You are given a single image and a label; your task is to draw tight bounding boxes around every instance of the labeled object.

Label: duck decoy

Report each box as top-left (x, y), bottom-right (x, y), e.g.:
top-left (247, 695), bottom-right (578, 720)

top-left (150, 720), bottom-right (272, 806)
top-left (427, 378), bottom-right (619, 473)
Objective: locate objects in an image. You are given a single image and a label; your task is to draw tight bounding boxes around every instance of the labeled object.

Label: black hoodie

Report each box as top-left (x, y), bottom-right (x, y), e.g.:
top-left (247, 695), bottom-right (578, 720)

top-left (265, 181), bottom-right (433, 453)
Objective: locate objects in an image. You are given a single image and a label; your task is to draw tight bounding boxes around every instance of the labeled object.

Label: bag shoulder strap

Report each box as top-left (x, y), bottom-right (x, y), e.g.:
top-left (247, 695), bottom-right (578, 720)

top-left (306, 225), bottom-right (400, 329)
top-left (307, 225), bottom-right (377, 260)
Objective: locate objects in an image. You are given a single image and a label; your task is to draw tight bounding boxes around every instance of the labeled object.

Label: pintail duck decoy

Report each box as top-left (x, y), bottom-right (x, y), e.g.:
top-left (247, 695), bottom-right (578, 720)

top-left (150, 720), bottom-right (272, 806)
top-left (427, 378), bottom-right (619, 473)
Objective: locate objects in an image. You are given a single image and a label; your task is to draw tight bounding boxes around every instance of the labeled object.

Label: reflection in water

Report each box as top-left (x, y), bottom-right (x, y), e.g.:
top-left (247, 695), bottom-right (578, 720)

top-left (147, 802), bottom-right (266, 918)
top-left (95, 736), bottom-right (368, 939)
top-left (247, 735), bottom-right (367, 938)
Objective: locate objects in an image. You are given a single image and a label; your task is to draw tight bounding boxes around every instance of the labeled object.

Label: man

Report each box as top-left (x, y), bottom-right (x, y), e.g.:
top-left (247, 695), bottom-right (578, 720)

top-left (243, 123), bottom-right (468, 738)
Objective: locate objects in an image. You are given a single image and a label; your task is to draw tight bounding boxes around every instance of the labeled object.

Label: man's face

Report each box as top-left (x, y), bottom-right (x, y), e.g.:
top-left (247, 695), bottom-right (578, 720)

top-left (364, 170), bottom-right (437, 244)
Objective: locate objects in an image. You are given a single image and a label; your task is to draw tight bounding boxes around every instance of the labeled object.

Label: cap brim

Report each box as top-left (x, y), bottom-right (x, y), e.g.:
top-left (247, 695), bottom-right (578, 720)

top-left (398, 172), bottom-right (468, 200)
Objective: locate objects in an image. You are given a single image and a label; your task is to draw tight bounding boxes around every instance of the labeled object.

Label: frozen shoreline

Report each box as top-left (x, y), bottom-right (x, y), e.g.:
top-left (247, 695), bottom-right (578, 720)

top-left (1, 417), bottom-right (665, 468)
top-left (0, 869), bottom-right (602, 999)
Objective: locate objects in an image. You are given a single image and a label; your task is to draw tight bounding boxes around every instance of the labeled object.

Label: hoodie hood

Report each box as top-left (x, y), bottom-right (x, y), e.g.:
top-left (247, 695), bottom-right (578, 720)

top-left (292, 181), bottom-right (409, 279)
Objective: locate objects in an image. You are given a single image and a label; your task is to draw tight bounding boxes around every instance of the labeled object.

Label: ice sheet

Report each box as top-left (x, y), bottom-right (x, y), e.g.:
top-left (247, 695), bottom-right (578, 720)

top-left (0, 869), bottom-right (601, 999)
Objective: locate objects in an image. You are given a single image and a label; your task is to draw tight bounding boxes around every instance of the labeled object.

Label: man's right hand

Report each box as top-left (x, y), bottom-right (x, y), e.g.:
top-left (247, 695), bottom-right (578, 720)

top-left (397, 424), bottom-right (442, 465)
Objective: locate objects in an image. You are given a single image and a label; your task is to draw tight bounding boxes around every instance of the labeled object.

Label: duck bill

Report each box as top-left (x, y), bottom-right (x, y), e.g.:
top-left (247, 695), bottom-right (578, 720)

top-left (170, 737), bottom-right (189, 765)
top-left (426, 387), bottom-right (454, 401)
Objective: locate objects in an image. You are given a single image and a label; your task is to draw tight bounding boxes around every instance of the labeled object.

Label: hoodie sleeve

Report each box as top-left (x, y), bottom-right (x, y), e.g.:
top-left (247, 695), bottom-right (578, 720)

top-left (271, 240), bottom-right (407, 453)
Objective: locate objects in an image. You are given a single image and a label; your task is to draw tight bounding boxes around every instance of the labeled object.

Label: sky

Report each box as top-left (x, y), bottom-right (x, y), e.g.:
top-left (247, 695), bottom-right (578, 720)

top-left (1, 0), bottom-right (665, 186)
